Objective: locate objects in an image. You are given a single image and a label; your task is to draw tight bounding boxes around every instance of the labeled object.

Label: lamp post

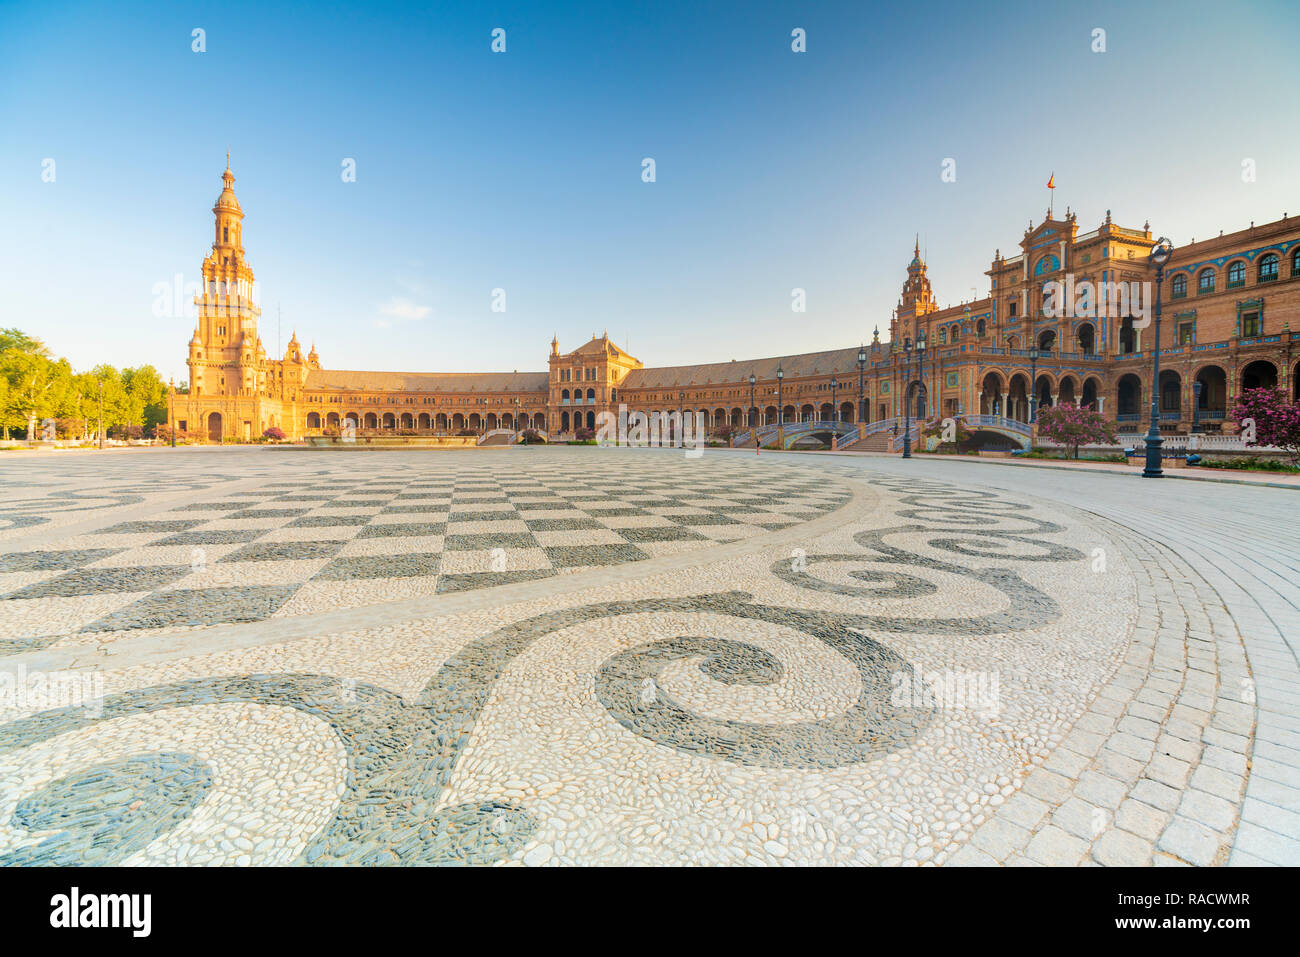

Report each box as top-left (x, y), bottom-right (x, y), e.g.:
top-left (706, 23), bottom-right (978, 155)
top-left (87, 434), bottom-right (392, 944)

top-left (857, 345), bottom-right (867, 425)
top-left (748, 373), bottom-right (756, 428)
top-left (830, 378), bottom-right (838, 423)
top-left (776, 366), bottom-right (784, 425)
top-left (1028, 347), bottom-right (1040, 423)
top-left (168, 378), bottom-right (176, 448)
top-left (903, 332), bottom-right (927, 457)
top-left (97, 379), bottom-right (104, 450)
top-left (1192, 379), bottom-right (1202, 434)
top-left (678, 390), bottom-right (685, 443)
top-left (1143, 238), bottom-right (1175, 478)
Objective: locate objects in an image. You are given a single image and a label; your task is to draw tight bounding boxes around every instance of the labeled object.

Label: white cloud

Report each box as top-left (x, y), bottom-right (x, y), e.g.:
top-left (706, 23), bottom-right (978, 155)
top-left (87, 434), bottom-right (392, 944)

top-left (376, 296), bottom-right (431, 321)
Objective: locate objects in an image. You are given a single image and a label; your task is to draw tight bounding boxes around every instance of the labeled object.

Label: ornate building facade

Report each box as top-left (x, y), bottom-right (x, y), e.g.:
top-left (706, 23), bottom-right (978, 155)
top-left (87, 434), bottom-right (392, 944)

top-left (178, 165), bottom-right (1300, 444)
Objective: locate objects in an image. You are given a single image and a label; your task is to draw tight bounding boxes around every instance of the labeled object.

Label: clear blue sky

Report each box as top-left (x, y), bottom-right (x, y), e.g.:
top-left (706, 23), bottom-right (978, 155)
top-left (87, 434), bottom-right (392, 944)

top-left (2, 0), bottom-right (1297, 381)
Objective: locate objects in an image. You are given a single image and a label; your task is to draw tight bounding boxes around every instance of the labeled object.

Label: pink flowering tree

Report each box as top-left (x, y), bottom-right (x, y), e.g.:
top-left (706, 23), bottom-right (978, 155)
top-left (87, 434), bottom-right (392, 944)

top-left (1034, 404), bottom-right (1116, 459)
top-left (1231, 388), bottom-right (1300, 464)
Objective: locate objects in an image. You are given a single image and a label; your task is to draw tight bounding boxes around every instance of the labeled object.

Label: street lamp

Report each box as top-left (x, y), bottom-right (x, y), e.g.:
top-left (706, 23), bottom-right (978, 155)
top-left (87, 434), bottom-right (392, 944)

top-left (678, 390), bottom-right (685, 442)
top-left (168, 378), bottom-right (176, 448)
top-left (748, 373), bottom-right (756, 428)
top-left (857, 345), bottom-right (867, 425)
top-left (97, 379), bottom-right (104, 450)
top-left (903, 332), bottom-right (926, 457)
top-left (830, 378), bottom-right (838, 423)
top-left (1143, 237), bottom-right (1175, 478)
top-left (776, 366), bottom-right (784, 425)
top-left (1028, 347), bottom-right (1040, 423)
top-left (1192, 379), bottom-right (1202, 434)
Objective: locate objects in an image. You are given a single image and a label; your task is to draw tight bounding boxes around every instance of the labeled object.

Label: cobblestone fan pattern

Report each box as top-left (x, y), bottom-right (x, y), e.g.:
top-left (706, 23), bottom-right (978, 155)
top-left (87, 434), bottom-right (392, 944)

top-left (0, 448), bottom-right (1265, 865)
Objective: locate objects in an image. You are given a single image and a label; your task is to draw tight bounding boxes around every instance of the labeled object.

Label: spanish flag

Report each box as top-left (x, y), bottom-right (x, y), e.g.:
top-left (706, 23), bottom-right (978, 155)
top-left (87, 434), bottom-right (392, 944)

top-left (1047, 173), bottom-right (1055, 189)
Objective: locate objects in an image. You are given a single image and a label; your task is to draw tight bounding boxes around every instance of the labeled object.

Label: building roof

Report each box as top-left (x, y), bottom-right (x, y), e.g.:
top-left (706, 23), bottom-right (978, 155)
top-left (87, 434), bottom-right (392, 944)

top-left (564, 334), bottom-right (636, 361)
top-left (303, 369), bottom-right (548, 393)
top-left (621, 346), bottom-right (866, 389)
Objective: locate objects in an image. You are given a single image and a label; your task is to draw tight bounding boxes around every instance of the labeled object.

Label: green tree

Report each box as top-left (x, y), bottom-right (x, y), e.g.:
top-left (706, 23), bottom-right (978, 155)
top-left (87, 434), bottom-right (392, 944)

top-left (1, 349), bottom-right (70, 439)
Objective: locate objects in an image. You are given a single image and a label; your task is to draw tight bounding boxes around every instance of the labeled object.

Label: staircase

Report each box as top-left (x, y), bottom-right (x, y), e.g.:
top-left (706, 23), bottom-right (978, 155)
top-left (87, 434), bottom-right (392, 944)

top-left (842, 431), bottom-right (895, 452)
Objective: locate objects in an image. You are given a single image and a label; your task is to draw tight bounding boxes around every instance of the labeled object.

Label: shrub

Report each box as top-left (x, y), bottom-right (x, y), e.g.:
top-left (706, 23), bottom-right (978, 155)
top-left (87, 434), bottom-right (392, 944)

top-left (457, 428), bottom-right (477, 436)
top-left (520, 429), bottom-right (545, 444)
top-left (1231, 387), bottom-right (1300, 464)
top-left (574, 427), bottom-right (595, 441)
top-left (1035, 405), bottom-right (1115, 459)
top-left (263, 427), bottom-right (286, 441)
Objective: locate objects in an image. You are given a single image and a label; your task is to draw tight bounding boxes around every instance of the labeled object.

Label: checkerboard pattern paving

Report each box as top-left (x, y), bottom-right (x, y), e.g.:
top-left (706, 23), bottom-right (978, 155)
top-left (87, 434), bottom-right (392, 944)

top-left (0, 460), bottom-right (849, 643)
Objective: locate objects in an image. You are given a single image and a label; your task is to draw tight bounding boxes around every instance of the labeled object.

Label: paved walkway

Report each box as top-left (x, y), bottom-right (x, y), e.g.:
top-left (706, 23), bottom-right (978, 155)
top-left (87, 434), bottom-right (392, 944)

top-left (811, 451), bottom-right (1300, 864)
top-left (0, 446), bottom-right (1294, 865)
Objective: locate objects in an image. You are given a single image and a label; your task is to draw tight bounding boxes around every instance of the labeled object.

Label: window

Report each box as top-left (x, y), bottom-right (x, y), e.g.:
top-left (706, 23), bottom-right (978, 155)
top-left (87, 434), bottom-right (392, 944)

top-left (950, 324), bottom-right (960, 342)
top-left (976, 318), bottom-right (986, 336)
top-left (1241, 311), bottom-right (1261, 337)
top-left (1171, 274), bottom-right (1187, 298)
top-left (1198, 268), bottom-right (1215, 294)
top-left (1227, 261), bottom-right (1246, 288)
top-left (223, 227), bottom-right (229, 243)
top-left (1293, 248), bottom-right (1300, 277)
top-left (1178, 322), bottom-right (1194, 345)
top-left (1258, 253), bottom-right (1279, 283)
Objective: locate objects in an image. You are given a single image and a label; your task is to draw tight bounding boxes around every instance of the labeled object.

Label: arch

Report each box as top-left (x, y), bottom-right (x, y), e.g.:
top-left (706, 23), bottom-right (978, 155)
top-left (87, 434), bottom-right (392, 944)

top-left (1076, 322), bottom-right (1096, 355)
top-left (326, 412), bottom-right (340, 428)
top-left (586, 388), bottom-right (595, 401)
top-left (1081, 376), bottom-right (1101, 411)
top-left (469, 413), bottom-right (482, 431)
top-left (1258, 253), bottom-right (1279, 283)
top-left (417, 412), bottom-right (431, 430)
top-left (905, 380), bottom-right (927, 420)
top-left (1158, 370), bottom-right (1182, 413)
top-left (435, 412), bottom-right (448, 431)
top-left (532, 412), bottom-right (545, 429)
top-left (799, 403), bottom-right (815, 423)
top-left (976, 318), bottom-right (986, 336)
top-left (1241, 360), bottom-right (1278, 392)
top-left (764, 405), bottom-right (778, 425)
top-left (1033, 254), bottom-right (1060, 276)
top-left (1057, 375), bottom-right (1078, 406)
top-left (1226, 259), bottom-right (1246, 288)
top-left (560, 411), bottom-right (570, 432)
top-left (486, 413), bottom-right (498, 430)
top-left (1119, 316), bottom-right (1136, 354)
top-left (1006, 335), bottom-right (1021, 350)
top-left (1034, 374), bottom-right (1053, 411)
top-left (1193, 365), bottom-right (1227, 416)
top-left (207, 412), bottom-right (223, 442)
top-left (1117, 374), bottom-right (1142, 416)
top-left (400, 412), bottom-right (414, 429)
top-left (561, 389), bottom-right (570, 401)
top-left (306, 411), bottom-right (321, 430)
top-left (980, 370), bottom-right (1006, 415)
top-left (364, 412), bottom-right (378, 429)
top-left (782, 404), bottom-right (796, 423)
top-left (1037, 329), bottom-right (1057, 352)
top-left (585, 410), bottom-right (595, 430)
top-left (818, 402), bottom-right (834, 421)
top-left (1007, 374), bottom-right (1030, 423)
top-left (1197, 267), bottom-right (1216, 294)
top-left (452, 413), bottom-right (466, 431)
top-left (840, 401), bottom-right (855, 422)
top-left (381, 412), bottom-right (396, 429)
top-left (950, 324), bottom-right (960, 342)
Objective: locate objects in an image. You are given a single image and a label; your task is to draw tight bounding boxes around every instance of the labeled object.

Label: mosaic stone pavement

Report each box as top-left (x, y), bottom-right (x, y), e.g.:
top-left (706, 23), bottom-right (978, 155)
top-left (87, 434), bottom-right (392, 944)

top-left (0, 447), bottom-right (1277, 865)
top-left (0, 452), bottom-right (848, 653)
